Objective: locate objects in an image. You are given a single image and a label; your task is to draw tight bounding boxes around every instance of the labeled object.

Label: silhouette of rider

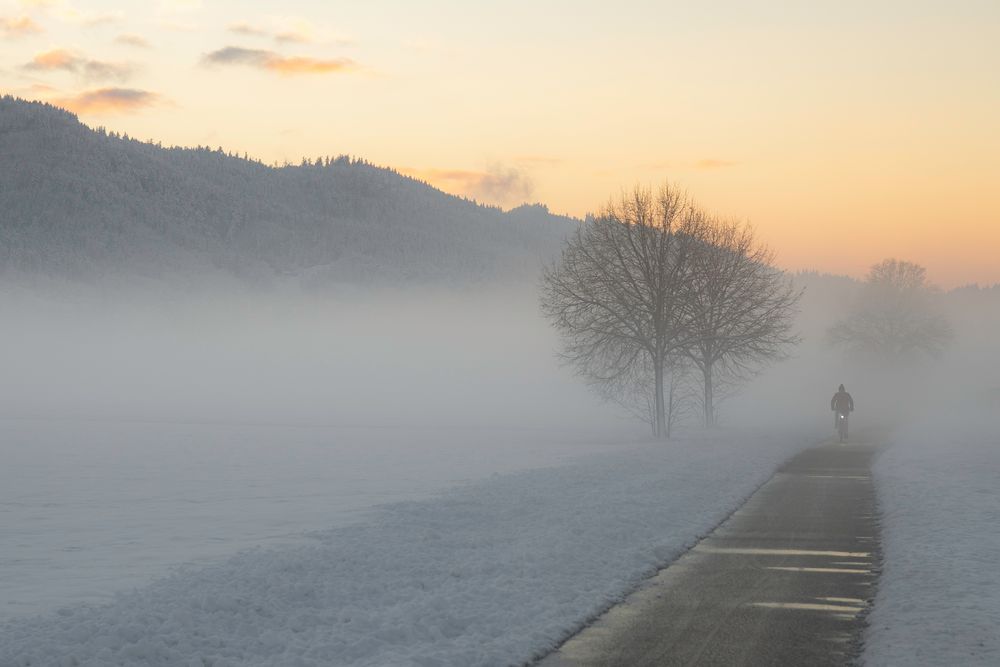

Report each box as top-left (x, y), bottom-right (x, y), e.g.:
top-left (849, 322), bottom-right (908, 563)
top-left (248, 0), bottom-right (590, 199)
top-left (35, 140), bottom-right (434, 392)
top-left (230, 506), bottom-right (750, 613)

top-left (831, 384), bottom-right (854, 427)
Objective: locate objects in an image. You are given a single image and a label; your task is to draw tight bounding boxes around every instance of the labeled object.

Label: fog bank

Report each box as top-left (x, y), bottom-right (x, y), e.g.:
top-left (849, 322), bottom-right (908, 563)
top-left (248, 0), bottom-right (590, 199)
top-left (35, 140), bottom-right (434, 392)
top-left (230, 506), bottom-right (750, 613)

top-left (0, 285), bottom-right (631, 434)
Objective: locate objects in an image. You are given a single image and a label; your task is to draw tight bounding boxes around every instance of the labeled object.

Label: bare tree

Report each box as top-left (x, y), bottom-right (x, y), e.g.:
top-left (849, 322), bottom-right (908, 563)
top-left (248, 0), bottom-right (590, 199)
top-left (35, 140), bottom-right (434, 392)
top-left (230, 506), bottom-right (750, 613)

top-left (828, 258), bottom-right (952, 362)
top-left (540, 184), bottom-right (703, 438)
top-left (681, 219), bottom-right (801, 427)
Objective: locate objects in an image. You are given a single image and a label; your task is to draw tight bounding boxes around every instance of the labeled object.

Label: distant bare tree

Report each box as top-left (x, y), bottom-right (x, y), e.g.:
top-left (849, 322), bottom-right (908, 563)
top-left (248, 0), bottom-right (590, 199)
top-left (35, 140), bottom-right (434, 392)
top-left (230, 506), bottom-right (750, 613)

top-left (540, 184), bottom-right (704, 438)
top-left (828, 258), bottom-right (952, 362)
top-left (681, 219), bottom-right (801, 427)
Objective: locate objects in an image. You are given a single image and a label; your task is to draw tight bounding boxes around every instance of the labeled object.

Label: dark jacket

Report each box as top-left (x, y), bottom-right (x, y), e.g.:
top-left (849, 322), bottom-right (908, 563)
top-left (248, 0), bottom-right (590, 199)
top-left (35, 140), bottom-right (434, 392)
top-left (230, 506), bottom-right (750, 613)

top-left (831, 391), bottom-right (854, 413)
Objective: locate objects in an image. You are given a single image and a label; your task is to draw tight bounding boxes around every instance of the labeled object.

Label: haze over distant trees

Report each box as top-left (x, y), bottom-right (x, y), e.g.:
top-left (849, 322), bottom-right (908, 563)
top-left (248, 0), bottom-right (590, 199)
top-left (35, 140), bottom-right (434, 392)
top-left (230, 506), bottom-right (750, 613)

top-left (828, 258), bottom-right (953, 363)
top-left (0, 96), bottom-right (573, 287)
top-left (540, 183), bottom-right (799, 436)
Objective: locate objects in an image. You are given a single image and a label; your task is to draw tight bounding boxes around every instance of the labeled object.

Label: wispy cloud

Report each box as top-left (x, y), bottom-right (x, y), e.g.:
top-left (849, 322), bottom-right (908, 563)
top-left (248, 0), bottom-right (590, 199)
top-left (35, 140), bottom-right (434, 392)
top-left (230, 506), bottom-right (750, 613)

top-left (54, 87), bottom-right (160, 114)
top-left (23, 48), bottom-right (134, 81)
top-left (266, 55), bottom-right (355, 75)
top-left (403, 164), bottom-right (534, 206)
top-left (115, 33), bottom-right (150, 48)
top-left (202, 46), bottom-right (356, 75)
top-left (2, 82), bottom-right (58, 98)
top-left (227, 17), bottom-right (351, 46)
top-left (475, 164), bottom-right (535, 204)
top-left (20, 0), bottom-right (121, 26)
top-left (0, 14), bottom-right (42, 37)
top-left (24, 48), bottom-right (76, 70)
top-left (275, 29), bottom-right (311, 45)
top-left (228, 22), bottom-right (268, 38)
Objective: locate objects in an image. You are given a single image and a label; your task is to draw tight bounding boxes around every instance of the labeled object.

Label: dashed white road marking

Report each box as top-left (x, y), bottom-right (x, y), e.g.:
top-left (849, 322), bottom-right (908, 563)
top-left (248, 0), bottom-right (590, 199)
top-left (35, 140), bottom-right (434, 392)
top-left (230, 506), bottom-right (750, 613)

top-left (819, 597), bottom-right (866, 605)
top-left (766, 566), bottom-right (870, 574)
top-left (696, 546), bottom-right (870, 558)
top-left (802, 475), bottom-right (870, 480)
top-left (750, 602), bottom-right (865, 614)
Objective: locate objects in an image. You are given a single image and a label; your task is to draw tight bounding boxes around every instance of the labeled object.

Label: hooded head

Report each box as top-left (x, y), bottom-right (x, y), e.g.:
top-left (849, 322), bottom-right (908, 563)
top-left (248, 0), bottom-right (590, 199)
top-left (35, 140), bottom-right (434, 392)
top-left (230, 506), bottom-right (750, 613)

top-left (839, 384), bottom-right (845, 392)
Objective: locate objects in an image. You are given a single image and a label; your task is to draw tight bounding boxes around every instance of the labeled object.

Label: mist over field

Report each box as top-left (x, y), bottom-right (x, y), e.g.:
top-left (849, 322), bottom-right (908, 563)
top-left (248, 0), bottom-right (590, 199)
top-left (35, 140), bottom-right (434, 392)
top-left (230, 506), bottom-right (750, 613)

top-left (0, 280), bottom-right (644, 622)
top-left (3, 268), bottom-right (996, 442)
top-left (0, 285), bottom-right (624, 431)
top-left (728, 272), bottom-right (1000, 434)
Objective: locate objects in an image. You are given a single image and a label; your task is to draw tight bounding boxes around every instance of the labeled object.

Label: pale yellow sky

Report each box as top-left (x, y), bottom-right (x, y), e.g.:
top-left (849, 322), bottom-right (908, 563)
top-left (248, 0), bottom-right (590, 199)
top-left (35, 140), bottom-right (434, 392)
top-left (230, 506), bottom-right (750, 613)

top-left (2, 0), bottom-right (998, 286)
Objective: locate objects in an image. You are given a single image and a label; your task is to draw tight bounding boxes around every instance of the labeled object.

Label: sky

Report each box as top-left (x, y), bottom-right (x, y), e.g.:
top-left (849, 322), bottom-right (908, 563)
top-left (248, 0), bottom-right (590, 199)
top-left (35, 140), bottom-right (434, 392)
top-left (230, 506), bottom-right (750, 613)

top-left (1, 0), bottom-right (998, 287)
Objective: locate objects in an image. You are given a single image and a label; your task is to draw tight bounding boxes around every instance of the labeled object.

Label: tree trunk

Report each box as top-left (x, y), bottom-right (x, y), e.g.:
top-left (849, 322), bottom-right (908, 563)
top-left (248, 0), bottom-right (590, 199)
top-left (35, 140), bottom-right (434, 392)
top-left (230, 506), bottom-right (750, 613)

top-left (654, 355), bottom-right (666, 438)
top-left (703, 363), bottom-right (714, 428)
top-left (666, 374), bottom-right (675, 438)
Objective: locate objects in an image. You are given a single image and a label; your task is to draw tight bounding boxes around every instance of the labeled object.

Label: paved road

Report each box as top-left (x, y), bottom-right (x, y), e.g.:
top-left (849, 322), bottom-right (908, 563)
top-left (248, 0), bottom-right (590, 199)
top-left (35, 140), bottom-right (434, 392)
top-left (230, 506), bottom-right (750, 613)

top-left (537, 438), bottom-right (881, 667)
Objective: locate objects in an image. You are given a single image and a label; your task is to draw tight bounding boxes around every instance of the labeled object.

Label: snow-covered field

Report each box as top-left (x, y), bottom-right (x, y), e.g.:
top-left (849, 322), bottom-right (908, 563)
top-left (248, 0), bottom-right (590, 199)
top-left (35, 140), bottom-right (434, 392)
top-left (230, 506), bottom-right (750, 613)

top-left (864, 404), bottom-right (1000, 666)
top-left (0, 418), bottom-right (628, 623)
top-left (1, 427), bottom-right (810, 666)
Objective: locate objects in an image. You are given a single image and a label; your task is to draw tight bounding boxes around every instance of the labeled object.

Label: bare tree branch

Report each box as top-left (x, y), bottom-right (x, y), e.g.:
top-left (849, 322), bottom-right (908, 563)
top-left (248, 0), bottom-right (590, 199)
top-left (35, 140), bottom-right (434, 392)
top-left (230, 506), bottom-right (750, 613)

top-left (679, 218), bottom-right (801, 426)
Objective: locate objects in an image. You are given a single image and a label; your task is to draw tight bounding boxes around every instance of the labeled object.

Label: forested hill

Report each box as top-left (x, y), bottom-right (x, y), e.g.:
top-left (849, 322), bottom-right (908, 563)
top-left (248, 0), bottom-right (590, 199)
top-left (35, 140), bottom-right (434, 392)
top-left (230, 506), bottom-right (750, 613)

top-left (0, 96), bottom-right (576, 288)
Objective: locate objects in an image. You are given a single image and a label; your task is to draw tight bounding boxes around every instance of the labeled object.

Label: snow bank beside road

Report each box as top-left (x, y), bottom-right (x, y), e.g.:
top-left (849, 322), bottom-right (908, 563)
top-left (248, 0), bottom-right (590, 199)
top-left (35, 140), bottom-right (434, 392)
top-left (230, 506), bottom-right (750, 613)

top-left (1, 431), bottom-right (808, 667)
top-left (864, 409), bottom-right (1000, 666)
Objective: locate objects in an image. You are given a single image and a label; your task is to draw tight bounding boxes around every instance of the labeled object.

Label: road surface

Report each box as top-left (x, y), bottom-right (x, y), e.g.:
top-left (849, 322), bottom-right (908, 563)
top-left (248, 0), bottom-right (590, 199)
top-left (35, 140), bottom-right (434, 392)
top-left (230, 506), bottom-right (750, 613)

top-left (537, 438), bottom-right (881, 666)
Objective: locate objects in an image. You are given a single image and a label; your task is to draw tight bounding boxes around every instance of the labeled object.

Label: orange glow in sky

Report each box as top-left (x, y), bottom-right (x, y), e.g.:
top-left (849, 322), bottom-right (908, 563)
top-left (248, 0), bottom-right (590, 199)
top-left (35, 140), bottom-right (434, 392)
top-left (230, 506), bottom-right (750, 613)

top-left (1, 0), bottom-right (997, 287)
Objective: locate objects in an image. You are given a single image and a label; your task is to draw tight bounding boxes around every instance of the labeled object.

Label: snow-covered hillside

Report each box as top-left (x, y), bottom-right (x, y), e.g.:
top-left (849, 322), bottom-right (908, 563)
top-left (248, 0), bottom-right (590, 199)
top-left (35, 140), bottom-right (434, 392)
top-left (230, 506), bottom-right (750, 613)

top-left (0, 97), bottom-right (573, 287)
